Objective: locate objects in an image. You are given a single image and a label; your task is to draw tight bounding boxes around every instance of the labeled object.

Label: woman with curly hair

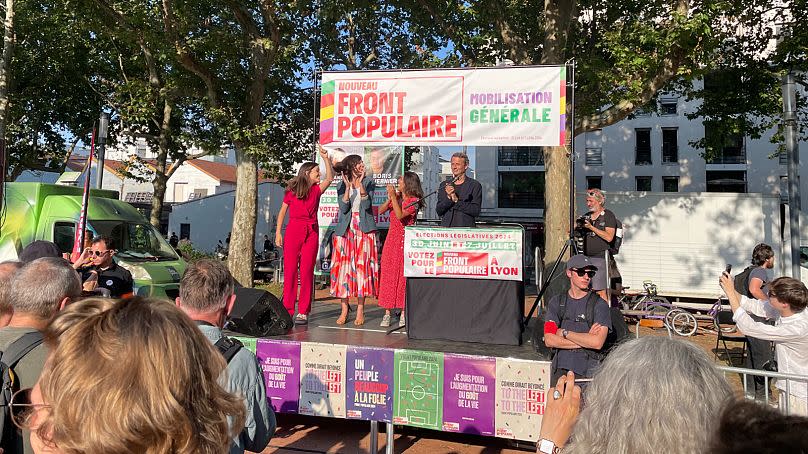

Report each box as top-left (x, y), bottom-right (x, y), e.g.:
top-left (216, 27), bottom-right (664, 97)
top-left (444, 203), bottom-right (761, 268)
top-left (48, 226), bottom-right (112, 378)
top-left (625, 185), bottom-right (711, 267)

top-left (18, 297), bottom-right (246, 454)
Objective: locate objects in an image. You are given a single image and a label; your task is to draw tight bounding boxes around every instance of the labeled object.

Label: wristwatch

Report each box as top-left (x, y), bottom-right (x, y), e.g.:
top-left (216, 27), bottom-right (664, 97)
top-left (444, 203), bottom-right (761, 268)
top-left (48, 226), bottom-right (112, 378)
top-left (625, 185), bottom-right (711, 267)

top-left (562, 329), bottom-right (569, 339)
top-left (538, 438), bottom-right (560, 454)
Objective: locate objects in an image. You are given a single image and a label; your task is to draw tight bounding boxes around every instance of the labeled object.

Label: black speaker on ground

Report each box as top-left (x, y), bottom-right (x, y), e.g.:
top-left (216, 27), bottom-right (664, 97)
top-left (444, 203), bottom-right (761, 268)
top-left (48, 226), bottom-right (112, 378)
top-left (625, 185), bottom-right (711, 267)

top-left (226, 288), bottom-right (292, 337)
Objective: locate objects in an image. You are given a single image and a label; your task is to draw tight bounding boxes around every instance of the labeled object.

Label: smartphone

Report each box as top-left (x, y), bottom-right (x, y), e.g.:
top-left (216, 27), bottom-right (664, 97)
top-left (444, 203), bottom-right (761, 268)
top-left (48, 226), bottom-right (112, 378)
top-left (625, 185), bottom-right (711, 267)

top-left (725, 264), bottom-right (732, 274)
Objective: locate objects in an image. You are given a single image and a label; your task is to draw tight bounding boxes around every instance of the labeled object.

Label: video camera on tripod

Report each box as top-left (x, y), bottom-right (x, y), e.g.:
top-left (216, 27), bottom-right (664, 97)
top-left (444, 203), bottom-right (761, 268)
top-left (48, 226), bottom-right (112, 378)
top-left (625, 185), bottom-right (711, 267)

top-left (572, 214), bottom-right (590, 252)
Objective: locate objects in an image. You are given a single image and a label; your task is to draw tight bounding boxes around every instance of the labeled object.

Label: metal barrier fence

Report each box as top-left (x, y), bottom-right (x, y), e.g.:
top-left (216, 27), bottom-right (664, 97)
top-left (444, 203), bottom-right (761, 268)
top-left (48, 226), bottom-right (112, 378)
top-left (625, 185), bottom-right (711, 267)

top-left (717, 365), bottom-right (808, 416)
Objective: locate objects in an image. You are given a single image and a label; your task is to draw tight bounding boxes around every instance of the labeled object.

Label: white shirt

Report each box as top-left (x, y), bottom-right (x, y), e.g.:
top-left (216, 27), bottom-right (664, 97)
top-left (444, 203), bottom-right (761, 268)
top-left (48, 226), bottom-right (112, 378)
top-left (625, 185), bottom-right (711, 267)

top-left (350, 187), bottom-right (362, 213)
top-left (733, 295), bottom-right (808, 398)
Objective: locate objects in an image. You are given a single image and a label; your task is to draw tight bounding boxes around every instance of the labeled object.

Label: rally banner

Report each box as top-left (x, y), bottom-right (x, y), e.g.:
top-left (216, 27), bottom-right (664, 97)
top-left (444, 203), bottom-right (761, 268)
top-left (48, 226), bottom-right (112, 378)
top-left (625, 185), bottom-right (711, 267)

top-left (403, 226), bottom-right (523, 281)
top-left (346, 347), bottom-right (395, 421)
top-left (256, 339), bottom-right (301, 413)
top-left (442, 354), bottom-right (496, 435)
top-left (494, 358), bottom-right (550, 441)
top-left (319, 66), bottom-right (566, 147)
top-left (299, 343), bottom-right (347, 418)
top-left (315, 145), bottom-right (403, 275)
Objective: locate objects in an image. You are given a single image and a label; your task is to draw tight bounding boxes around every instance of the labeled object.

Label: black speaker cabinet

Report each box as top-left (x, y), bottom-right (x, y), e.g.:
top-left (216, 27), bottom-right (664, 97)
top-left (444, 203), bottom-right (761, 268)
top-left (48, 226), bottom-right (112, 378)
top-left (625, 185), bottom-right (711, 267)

top-left (226, 288), bottom-right (292, 337)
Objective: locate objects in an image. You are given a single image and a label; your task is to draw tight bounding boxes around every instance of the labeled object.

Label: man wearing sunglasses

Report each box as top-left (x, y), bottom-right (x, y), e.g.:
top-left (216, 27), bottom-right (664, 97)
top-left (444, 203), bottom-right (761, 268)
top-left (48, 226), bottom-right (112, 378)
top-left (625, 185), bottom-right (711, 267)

top-left (79, 236), bottom-right (133, 298)
top-left (543, 254), bottom-right (612, 385)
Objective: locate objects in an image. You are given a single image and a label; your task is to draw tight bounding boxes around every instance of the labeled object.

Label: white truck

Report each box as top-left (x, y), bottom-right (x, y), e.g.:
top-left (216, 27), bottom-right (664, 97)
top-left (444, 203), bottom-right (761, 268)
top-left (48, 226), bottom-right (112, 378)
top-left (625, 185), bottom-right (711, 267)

top-left (580, 191), bottom-right (796, 300)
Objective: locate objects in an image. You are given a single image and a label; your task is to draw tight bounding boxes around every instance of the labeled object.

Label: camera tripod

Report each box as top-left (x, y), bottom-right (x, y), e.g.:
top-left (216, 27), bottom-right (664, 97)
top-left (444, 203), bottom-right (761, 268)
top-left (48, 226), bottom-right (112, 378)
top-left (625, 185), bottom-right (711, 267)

top-left (522, 236), bottom-right (580, 329)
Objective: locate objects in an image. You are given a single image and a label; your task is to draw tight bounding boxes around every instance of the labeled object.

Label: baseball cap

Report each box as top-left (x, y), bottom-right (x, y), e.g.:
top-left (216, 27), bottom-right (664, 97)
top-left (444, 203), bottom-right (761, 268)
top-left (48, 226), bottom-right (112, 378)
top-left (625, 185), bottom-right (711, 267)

top-left (18, 240), bottom-right (63, 263)
top-left (566, 254), bottom-right (598, 271)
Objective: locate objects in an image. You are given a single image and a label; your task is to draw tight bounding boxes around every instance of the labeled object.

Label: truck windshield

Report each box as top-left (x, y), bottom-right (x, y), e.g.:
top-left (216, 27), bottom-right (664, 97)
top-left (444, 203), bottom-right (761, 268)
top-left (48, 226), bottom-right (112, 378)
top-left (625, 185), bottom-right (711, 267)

top-left (89, 221), bottom-right (179, 261)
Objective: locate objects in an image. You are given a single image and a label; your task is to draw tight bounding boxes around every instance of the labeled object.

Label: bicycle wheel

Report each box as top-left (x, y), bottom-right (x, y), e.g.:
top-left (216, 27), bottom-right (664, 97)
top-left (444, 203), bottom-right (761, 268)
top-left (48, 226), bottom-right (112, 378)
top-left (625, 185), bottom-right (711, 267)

top-left (664, 308), bottom-right (684, 328)
top-left (670, 311), bottom-right (698, 337)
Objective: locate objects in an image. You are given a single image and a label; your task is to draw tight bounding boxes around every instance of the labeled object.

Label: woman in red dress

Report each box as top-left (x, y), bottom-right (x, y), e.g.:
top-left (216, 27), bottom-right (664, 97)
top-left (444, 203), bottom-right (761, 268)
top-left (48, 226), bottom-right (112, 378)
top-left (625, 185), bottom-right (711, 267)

top-left (378, 172), bottom-right (424, 327)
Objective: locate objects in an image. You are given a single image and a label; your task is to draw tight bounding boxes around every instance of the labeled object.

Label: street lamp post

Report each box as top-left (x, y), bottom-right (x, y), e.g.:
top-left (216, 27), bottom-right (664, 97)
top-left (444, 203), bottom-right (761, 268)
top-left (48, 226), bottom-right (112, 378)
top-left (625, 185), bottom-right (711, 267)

top-left (95, 112), bottom-right (109, 189)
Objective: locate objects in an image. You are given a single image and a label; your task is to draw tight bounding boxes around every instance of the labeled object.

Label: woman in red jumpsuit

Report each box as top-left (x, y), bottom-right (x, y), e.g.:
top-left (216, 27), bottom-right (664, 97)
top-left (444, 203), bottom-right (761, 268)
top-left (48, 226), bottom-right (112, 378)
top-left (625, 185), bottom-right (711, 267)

top-left (275, 145), bottom-right (333, 324)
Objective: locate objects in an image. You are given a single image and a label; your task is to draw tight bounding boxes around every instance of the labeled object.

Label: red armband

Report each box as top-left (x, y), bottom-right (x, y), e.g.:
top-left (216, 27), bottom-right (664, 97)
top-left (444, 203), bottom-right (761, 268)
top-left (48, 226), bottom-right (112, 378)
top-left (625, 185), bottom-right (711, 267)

top-left (544, 320), bottom-right (558, 335)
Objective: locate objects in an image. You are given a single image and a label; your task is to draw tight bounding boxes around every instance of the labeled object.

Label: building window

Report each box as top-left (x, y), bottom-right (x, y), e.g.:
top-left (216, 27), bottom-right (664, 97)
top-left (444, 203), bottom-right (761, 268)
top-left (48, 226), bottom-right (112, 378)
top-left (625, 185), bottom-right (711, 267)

top-left (706, 170), bottom-right (747, 193)
top-left (780, 152), bottom-right (788, 165)
top-left (585, 148), bottom-right (603, 166)
top-left (662, 128), bottom-right (678, 163)
top-left (498, 172), bottom-right (545, 209)
top-left (586, 176), bottom-right (602, 190)
top-left (498, 147), bottom-right (544, 166)
top-left (704, 124), bottom-right (745, 164)
top-left (636, 176), bottom-right (652, 191)
top-left (635, 129), bottom-right (652, 165)
top-left (663, 176), bottom-right (679, 192)
top-left (660, 98), bottom-right (678, 115)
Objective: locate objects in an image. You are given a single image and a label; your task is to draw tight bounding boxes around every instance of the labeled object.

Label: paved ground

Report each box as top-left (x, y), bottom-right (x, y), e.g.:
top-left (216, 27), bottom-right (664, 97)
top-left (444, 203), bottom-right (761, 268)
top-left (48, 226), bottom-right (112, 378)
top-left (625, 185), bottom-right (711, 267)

top-left (251, 287), bottom-right (747, 454)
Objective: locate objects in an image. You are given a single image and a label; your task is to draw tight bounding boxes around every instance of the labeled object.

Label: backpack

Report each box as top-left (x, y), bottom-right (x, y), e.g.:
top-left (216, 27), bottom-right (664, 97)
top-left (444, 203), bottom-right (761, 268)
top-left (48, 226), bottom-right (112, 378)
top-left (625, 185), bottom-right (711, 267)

top-left (608, 218), bottom-right (624, 256)
top-left (734, 266), bottom-right (754, 298)
top-left (0, 332), bottom-right (44, 449)
top-left (214, 336), bottom-right (243, 364)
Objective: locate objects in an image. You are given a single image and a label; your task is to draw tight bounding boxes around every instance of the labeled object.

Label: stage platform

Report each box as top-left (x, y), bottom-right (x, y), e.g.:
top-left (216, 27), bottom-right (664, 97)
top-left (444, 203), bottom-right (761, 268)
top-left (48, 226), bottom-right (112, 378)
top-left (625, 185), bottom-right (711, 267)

top-left (257, 301), bottom-right (540, 361)
top-left (226, 299), bottom-right (551, 444)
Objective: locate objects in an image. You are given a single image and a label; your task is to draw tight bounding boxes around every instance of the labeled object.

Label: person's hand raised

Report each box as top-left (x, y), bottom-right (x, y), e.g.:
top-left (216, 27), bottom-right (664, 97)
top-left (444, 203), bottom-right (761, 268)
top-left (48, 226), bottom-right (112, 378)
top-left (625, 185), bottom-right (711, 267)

top-left (539, 371), bottom-right (582, 449)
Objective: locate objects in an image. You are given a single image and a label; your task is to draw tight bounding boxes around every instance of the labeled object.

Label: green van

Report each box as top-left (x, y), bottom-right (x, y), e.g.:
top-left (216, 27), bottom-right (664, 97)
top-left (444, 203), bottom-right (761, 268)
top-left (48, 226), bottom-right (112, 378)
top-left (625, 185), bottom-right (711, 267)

top-left (0, 183), bottom-right (186, 298)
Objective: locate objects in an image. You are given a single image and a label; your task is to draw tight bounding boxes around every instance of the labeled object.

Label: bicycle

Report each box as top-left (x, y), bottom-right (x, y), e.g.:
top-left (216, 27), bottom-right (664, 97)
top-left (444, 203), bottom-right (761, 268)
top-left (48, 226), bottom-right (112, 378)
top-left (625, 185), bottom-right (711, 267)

top-left (628, 281), bottom-right (698, 337)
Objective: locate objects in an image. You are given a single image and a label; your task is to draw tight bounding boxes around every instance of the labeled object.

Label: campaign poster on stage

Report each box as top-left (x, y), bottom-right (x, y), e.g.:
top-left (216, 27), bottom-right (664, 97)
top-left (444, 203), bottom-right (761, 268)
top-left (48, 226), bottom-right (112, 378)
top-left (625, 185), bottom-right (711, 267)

top-left (346, 347), bottom-right (394, 421)
top-left (256, 339), bottom-right (301, 413)
top-left (299, 343), bottom-right (347, 418)
top-left (494, 358), bottom-right (551, 441)
top-left (403, 226), bottom-right (524, 281)
top-left (319, 66), bottom-right (566, 147)
top-left (393, 350), bottom-right (444, 429)
top-left (442, 354), bottom-right (495, 435)
top-left (315, 145), bottom-right (403, 275)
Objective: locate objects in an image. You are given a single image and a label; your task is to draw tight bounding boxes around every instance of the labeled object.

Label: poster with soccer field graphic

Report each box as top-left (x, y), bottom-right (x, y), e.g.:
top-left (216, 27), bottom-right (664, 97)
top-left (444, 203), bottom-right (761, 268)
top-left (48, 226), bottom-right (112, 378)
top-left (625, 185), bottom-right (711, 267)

top-left (393, 350), bottom-right (444, 429)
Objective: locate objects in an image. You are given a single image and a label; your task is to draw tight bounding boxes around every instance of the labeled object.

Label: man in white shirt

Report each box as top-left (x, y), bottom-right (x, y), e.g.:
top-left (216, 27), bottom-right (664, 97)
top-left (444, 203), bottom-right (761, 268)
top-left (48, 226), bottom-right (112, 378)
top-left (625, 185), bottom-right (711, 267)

top-left (719, 273), bottom-right (808, 415)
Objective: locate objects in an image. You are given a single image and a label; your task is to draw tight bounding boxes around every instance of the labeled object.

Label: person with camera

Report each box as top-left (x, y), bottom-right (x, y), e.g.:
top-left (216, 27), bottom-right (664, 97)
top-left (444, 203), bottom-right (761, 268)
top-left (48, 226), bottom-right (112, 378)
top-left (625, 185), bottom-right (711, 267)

top-left (719, 272), bottom-right (808, 416)
top-left (543, 254), bottom-right (612, 385)
top-left (575, 189), bottom-right (616, 302)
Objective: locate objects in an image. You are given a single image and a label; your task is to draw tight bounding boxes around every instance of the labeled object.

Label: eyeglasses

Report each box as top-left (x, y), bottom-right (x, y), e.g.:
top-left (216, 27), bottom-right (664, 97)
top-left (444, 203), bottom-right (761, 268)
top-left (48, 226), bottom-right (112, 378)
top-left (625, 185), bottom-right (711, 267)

top-left (572, 268), bottom-right (596, 278)
top-left (8, 388), bottom-right (51, 430)
top-left (91, 250), bottom-right (110, 256)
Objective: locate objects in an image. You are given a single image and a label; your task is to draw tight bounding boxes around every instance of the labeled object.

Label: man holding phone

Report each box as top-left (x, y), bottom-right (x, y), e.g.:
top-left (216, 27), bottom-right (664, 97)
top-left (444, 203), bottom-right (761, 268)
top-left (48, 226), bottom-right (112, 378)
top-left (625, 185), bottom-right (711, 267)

top-left (543, 254), bottom-right (612, 385)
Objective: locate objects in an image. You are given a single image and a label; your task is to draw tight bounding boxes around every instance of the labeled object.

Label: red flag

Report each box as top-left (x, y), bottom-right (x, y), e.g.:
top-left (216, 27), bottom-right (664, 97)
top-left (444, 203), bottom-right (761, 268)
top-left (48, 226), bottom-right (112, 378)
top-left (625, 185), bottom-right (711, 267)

top-left (71, 128), bottom-right (95, 262)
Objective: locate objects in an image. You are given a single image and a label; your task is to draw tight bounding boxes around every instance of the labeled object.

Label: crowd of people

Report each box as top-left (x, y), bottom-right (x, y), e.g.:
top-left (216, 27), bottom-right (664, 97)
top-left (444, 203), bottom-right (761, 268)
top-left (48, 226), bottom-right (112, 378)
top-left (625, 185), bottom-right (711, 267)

top-left (3, 148), bottom-right (808, 453)
top-left (0, 248), bottom-right (274, 453)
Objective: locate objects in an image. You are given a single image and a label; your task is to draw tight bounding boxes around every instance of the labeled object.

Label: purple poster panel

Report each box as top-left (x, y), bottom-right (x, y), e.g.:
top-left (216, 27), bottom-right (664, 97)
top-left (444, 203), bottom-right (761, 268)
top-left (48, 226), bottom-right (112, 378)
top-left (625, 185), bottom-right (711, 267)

top-left (346, 347), bottom-right (394, 421)
top-left (256, 339), bottom-right (301, 414)
top-left (442, 354), bottom-right (495, 435)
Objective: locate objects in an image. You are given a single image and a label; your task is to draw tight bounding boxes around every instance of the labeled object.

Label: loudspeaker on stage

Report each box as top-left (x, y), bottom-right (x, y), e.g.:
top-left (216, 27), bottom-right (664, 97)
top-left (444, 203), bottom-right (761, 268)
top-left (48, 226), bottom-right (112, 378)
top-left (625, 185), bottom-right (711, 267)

top-left (226, 288), bottom-right (292, 337)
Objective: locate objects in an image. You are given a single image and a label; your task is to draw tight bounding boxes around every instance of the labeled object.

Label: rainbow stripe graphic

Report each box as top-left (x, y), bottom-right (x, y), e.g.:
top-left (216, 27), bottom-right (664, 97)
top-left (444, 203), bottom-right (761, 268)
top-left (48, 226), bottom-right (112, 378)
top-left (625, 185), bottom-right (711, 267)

top-left (436, 251), bottom-right (444, 268)
top-left (559, 67), bottom-right (567, 146)
top-left (319, 80), bottom-right (335, 144)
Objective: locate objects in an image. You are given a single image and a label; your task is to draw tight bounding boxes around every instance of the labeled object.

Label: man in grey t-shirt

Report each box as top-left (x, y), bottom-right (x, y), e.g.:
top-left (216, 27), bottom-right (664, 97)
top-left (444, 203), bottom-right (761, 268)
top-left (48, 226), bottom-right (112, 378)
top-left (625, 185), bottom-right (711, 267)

top-left (744, 243), bottom-right (776, 398)
top-left (0, 257), bottom-right (81, 453)
top-left (543, 255), bottom-right (612, 384)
